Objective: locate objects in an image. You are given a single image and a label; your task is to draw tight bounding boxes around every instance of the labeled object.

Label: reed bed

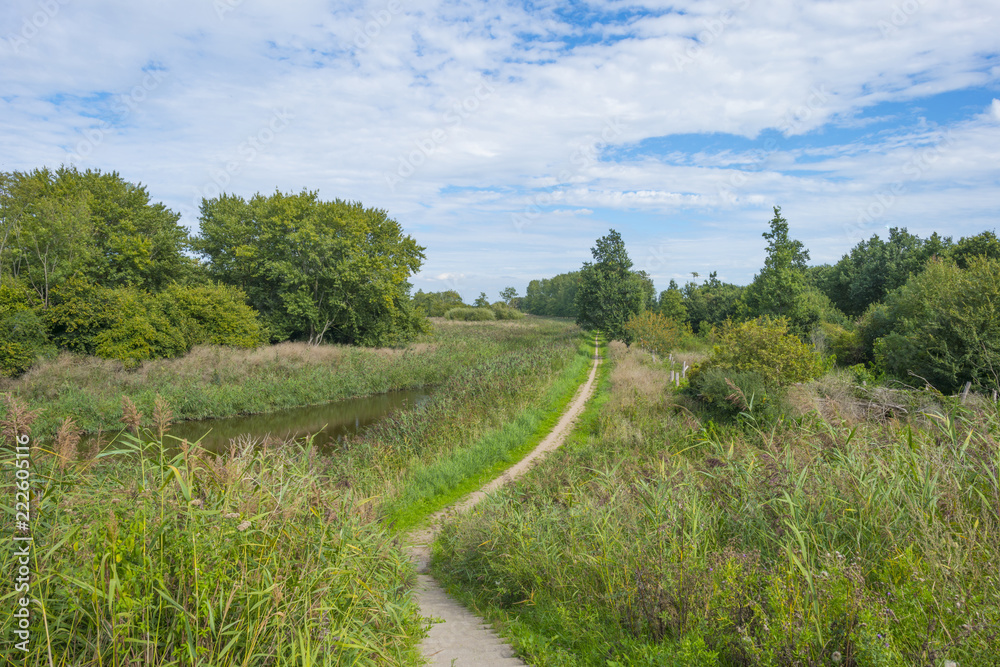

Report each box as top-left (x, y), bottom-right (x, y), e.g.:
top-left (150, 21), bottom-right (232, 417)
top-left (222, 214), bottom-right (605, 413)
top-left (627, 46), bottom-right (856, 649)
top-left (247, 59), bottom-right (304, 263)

top-left (433, 344), bottom-right (1000, 666)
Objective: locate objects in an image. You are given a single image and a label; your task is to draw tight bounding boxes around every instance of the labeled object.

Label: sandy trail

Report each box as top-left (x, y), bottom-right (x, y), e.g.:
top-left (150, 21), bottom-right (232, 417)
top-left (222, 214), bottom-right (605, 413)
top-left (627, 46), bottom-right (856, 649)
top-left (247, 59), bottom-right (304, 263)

top-left (406, 336), bottom-right (601, 666)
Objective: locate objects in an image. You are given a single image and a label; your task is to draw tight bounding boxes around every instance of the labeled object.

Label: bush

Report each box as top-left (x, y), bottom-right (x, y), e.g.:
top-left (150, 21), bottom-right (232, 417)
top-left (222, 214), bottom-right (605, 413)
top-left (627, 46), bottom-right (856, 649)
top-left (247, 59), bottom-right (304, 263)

top-left (693, 316), bottom-right (827, 387)
top-left (46, 278), bottom-right (186, 367)
top-left (816, 321), bottom-right (865, 366)
top-left (863, 256), bottom-right (1000, 393)
top-left (156, 283), bottom-right (262, 348)
top-left (687, 367), bottom-right (788, 421)
top-left (0, 277), bottom-right (51, 377)
top-left (489, 302), bottom-right (524, 320)
top-left (624, 311), bottom-right (689, 358)
top-left (445, 306), bottom-right (496, 321)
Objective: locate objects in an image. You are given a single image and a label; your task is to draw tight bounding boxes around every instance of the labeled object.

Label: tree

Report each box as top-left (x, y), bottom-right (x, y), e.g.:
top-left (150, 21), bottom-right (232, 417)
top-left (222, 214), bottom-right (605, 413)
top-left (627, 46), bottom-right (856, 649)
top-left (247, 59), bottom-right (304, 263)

top-left (194, 190), bottom-right (426, 346)
top-left (738, 206), bottom-right (824, 336)
top-left (575, 229), bottom-right (648, 343)
top-left (522, 271), bottom-right (581, 317)
top-left (473, 292), bottom-right (491, 308)
top-left (862, 256), bottom-right (1000, 393)
top-left (682, 271), bottom-right (743, 333)
top-left (623, 311), bottom-right (686, 359)
top-left (499, 286), bottom-right (519, 307)
top-left (0, 167), bottom-right (191, 303)
top-left (817, 227), bottom-right (953, 317)
top-left (658, 279), bottom-right (687, 322)
top-left (950, 230), bottom-right (1000, 269)
top-left (412, 289), bottom-right (465, 317)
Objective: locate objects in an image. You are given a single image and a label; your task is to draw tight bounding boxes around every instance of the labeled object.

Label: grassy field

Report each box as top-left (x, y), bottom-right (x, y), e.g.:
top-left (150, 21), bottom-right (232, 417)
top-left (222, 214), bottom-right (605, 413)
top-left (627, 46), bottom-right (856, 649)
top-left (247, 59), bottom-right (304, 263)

top-left (0, 318), bottom-right (579, 441)
top-left (432, 342), bottom-right (1000, 666)
top-left (0, 317), bottom-right (589, 666)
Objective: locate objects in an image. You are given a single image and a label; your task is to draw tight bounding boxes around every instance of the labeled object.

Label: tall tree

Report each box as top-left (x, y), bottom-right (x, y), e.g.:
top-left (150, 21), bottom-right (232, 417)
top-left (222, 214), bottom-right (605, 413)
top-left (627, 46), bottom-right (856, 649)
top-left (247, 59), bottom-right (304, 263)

top-left (194, 190), bottom-right (426, 346)
top-left (0, 167), bottom-right (190, 301)
top-left (738, 206), bottom-right (824, 335)
top-left (522, 271), bottom-right (581, 317)
top-left (575, 229), bottom-right (647, 343)
top-left (658, 279), bottom-right (687, 322)
top-left (818, 227), bottom-right (953, 317)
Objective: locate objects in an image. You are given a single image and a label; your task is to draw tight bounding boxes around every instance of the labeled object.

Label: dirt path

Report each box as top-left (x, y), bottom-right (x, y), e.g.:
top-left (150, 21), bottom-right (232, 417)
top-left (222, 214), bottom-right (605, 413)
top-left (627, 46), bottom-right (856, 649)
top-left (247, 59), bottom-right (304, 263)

top-left (406, 336), bottom-right (601, 666)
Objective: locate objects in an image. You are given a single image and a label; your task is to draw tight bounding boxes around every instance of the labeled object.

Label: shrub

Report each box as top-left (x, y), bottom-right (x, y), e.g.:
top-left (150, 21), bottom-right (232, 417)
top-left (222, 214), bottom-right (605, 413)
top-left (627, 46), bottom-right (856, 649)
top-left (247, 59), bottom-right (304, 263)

top-left (445, 306), bottom-right (496, 321)
top-left (693, 316), bottom-right (827, 387)
top-left (489, 302), bottom-right (524, 320)
top-left (0, 278), bottom-right (51, 377)
top-left (624, 311), bottom-right (689, 358)
top-left (863, 256), bottom-right (1000, 393)
top-left (46, 278), bottom-right (187, 367)
top-left (156, 283), bottom-right (262, 348)
top-left (687, 366), bottom-right (788, 421)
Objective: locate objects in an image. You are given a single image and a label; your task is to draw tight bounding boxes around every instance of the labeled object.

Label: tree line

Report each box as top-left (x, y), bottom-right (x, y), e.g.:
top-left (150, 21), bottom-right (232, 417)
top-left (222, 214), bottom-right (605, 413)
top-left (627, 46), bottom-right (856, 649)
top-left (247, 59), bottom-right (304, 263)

top-left (0, 166), bottom-right (426, 375)
top-left (522, 208), bottom-right (999, 394)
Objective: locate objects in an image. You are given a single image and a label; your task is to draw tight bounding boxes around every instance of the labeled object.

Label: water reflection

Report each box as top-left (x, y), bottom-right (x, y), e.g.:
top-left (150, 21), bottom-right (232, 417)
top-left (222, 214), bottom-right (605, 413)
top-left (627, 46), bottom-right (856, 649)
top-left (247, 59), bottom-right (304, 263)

top-left (91, 388), bottom-right (432, 455)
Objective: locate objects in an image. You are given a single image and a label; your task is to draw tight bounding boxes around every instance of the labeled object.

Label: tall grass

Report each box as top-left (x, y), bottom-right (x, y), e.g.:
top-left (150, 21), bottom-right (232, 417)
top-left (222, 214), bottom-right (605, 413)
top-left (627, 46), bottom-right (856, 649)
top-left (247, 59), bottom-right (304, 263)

top-left (433, 343), bottom-right (1000, 665)
top-left (0, 427), bottom-right (423, 666)
top-left (0, 318), bottom-right (573, 441)
top-left (1, 318), bottom-right (588, 665)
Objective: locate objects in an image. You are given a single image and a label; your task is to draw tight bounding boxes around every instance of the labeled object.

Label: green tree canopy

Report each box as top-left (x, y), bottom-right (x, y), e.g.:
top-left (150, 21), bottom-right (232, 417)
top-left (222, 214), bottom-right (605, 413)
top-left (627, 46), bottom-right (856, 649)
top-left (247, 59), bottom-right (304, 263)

top-left (681, 272), bottom-right (743, 333)
top-left (862, 256), bottom-right (1000, 393)
top-left (193, 190), bottom-right (426, 346)
top-left (949, 230), bottom-right (1000, 269)
top-left (658, 279), bottom-right (687, 322)
top-left (817, 227), bottom-right (952, 317)
top-left (522, 271), bottom-right (581, 317)
top-left (575, 229), bottom-right (648, 343)
top-left (0, 167), bottom-right (191, 304)
top-left (738, 206), bottom-right (825, 335)
top-left (412, 289), bottom-right (465, 317)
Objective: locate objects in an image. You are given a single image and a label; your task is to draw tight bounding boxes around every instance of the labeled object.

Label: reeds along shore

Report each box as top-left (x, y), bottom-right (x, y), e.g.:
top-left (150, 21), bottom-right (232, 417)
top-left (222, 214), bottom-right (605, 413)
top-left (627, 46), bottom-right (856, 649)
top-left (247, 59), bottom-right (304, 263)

top-left (433, 342), bottom-right (1000, 666)
top-left (0, 318), bottom-right (588, 666)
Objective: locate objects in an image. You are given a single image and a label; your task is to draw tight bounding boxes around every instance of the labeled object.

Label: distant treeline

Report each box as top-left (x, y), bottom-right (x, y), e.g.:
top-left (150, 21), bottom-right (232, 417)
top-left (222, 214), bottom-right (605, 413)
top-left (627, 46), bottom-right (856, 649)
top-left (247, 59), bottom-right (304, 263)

top-left (520, 209), bottom-right (1000, 393)
top-left (0, 166), bottom-right (425, 376)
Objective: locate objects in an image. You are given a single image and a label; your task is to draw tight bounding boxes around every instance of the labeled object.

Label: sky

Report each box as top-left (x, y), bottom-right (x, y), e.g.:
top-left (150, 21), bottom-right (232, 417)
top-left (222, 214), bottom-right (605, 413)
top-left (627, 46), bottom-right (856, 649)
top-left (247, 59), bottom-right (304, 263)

top-left (2, 0), bottom-right (999, 302)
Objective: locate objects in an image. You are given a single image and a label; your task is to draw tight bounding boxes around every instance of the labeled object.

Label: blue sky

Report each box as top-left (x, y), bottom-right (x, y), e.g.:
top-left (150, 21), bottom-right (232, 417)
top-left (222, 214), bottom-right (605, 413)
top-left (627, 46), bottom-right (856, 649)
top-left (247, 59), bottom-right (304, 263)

top-left (2, 0), bottom-right (999, 302)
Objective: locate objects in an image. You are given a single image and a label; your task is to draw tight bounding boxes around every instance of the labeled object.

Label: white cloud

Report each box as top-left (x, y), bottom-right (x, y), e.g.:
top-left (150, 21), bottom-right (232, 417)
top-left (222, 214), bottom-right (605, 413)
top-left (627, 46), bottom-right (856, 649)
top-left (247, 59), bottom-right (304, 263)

top-left (1, 0), bottom-right (998, 299)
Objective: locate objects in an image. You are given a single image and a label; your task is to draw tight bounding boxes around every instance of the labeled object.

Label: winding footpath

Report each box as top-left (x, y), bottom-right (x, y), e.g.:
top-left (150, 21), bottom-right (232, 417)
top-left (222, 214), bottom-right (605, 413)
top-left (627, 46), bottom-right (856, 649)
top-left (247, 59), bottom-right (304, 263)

top-left (406, 336), bottom-right (601, 666)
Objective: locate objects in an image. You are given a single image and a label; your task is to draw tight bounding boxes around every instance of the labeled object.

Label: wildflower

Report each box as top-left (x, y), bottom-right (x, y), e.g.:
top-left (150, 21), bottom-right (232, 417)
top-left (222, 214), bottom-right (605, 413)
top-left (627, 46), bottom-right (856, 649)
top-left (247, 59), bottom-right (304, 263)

top-left (832, 651), bottom-right (842, 663)
top-left (190, 499), bottom-right (204, 508)
top-left (820, 570), bottom-right (829, 579)
top-left (944, 660), bottom-right (958, 667)
top-left (237, 520), bottom-right (251, 531)
top-left (224, 512), bottom-right (239, 519)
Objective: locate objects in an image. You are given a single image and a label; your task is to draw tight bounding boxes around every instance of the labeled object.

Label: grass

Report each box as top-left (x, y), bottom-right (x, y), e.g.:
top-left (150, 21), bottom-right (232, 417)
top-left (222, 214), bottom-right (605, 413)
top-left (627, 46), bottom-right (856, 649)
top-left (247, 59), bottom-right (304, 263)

top-left (0, 319), bottom-right (571, 441)
top-left (0, 317), bottom-right (590, 666)
top-left (0, 425), bottom-right (423, 666)
top-left (384, 334), bottom-right (596, 531)
top-left (432, 342), bottom-right (1000, 666)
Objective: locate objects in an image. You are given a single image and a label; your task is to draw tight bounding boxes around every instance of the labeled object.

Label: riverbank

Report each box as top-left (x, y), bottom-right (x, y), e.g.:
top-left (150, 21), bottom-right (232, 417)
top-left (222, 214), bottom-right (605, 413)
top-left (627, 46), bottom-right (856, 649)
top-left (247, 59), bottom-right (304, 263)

top-left (0, 318), bottom-right (570, 442)
top-left (0, 318), bottom-right (589, 666)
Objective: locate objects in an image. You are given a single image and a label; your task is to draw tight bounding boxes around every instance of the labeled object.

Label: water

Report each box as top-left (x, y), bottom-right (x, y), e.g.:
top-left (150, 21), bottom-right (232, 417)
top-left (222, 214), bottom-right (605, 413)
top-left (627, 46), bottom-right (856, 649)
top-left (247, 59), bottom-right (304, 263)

top-left (92, 388), bottom-right (433, 456)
